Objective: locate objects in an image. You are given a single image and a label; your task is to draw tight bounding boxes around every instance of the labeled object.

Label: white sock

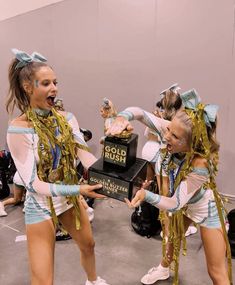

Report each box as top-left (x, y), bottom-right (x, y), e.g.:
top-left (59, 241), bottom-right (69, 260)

top-left (158, 264), bottom-right (169, 270)
top-left (89, 277), bottom-right (99, 284)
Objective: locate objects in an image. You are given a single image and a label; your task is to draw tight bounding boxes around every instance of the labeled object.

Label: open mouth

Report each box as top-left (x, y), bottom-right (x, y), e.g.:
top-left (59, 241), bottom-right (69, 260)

top-left (46, 96), bottom-right (56, 106)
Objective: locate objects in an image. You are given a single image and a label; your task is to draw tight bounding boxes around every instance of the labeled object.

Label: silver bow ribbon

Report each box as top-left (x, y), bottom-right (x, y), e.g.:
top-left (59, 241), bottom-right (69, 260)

top-left (11, 48), bottom-right (47, 69)
top-left (180, 89), bottom-right (218, 128)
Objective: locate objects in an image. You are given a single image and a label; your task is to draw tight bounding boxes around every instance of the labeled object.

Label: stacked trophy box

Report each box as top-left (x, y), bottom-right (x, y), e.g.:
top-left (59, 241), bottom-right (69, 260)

top-left (88, 134), bottom-right (148, 202)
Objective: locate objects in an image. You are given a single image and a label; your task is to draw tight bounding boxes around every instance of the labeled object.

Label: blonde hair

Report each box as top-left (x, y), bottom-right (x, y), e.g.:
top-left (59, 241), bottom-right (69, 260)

top-left (175, 109), bottom-right (220, 155)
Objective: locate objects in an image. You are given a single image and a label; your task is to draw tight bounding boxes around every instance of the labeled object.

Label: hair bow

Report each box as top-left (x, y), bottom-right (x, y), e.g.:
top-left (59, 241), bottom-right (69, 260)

top-left (160, 83), bottom-right (181, 98)
top-left (180, 89), bottom-right (218, 128)
top-left (11, 48), bottom-right (47, 69)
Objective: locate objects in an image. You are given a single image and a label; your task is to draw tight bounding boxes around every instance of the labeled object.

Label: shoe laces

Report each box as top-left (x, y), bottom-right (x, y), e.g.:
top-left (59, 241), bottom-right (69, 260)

top-left (148, 267), bottom-right (158, 274)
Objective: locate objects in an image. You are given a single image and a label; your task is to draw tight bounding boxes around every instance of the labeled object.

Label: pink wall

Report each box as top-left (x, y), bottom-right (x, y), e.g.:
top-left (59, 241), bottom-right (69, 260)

top-left (0, 0), bottom-right (65, 21)
top-left (0, 0), bottom-right (234, 194)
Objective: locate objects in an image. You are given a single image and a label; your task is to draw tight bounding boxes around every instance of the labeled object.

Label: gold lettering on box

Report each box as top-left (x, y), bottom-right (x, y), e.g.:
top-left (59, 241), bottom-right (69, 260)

top-left (104, 142), bottom-right (127, 166)
top-left (89, 171), bottom-right (130, 200)
top-left (90, 176), bottom-right (128, 194)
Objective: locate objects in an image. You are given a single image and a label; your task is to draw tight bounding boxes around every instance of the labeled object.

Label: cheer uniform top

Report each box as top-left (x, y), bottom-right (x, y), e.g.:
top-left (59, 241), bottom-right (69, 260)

top-left (7, 112), bottom-right (96, 224)
top-left (119, 107), bottom-right (221, 228)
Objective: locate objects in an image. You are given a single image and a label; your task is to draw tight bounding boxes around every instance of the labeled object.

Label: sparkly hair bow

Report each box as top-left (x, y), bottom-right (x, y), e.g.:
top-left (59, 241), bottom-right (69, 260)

top-left (180, 89), bottom-right (218, 128)
top-left (160, 83), bottom-right (181, 98)
top-left (11, 48), bottom-right (47, 69)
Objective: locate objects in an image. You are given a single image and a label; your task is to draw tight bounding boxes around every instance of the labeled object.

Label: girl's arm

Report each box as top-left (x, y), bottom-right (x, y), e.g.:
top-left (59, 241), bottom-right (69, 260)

top-left (7, 126), bottom-right (102, 198)
top-left (107, 107), bottom-right (169, 139)
top-left (66, 112), bottom-right (97, 169)
top-left (127, 169), bottom-right (208, 212)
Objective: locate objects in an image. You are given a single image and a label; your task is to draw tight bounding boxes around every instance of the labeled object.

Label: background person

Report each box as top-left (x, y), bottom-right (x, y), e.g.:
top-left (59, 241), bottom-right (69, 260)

top-left (0, 171), bottom-right (25, 217)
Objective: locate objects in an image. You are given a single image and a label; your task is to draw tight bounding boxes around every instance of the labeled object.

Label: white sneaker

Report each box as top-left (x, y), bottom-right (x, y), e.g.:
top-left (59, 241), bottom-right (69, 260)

top-left (85, 276), bottom-right (110, 285)
top-left (0, 202), bottom-right (7, 217)
top-left (160, 226), bottom-right (197, 239)
top-left (185, 225), bottom-right (197, 237)
top-left (87, 207), bottom-right (94, 222)
top-left (141, 264), bottom-right (170, 284)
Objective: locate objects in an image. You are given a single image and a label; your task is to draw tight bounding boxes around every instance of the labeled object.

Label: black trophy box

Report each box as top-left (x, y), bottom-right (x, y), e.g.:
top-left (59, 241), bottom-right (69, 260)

top-left (88, 157), bottom-right (147, 202)
top-left (103, 134), bottom-right (138, 170)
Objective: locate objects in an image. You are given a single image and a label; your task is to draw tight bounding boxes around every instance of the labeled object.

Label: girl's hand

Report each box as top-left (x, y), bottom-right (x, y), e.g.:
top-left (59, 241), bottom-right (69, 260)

top-left (142, 179), bottom-right (153, 189)
top-left (105, 116), bottom-right (133, 136)
top-left (125, 189), bottom-right (146, 208)
top-left (80, 184), bottom-right (106, 199)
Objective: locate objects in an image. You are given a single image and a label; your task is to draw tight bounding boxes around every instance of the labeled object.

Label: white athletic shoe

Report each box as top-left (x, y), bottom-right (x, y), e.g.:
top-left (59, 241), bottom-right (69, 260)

top-left (0, 202), bottom-right (7, 217)
top-left (185, 225), bottom-right (197, 237)
top-left (141, 264), bottom-right (170, 284)
top-left (85, 276), bottom-right (110, 285)
top-left (87, 207), bottom-right (94, 222)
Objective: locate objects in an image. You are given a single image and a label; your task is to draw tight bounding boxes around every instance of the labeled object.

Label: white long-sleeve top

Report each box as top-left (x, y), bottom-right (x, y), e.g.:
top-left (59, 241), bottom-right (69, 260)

top-left (119, 107), bottom-right (220, 228)
top-left (7, 111), bottom-right (97, 224)
top-left (7, 112), bottom-right (96, 197)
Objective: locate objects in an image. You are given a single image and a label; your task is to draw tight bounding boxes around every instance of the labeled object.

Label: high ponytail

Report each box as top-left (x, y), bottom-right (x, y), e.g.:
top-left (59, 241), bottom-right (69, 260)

top-left (6, 59), bottom-right (47, 114)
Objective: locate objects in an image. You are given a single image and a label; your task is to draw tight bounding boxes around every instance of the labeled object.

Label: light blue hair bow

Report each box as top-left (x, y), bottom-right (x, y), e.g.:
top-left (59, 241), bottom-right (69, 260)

top-left (180, 89), bottom-right (218, 128)
top-left (160, 83), bottom-right (181, 98)
top-left (11, 48), bottom-right (47, 69)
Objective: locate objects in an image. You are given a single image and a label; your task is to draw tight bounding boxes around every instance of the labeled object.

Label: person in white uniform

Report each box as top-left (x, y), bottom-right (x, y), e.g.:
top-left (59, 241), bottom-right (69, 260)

top-left (107, 89), bottom-right (232, 285)
top-left (6, 48), bottom-right (110, 285)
